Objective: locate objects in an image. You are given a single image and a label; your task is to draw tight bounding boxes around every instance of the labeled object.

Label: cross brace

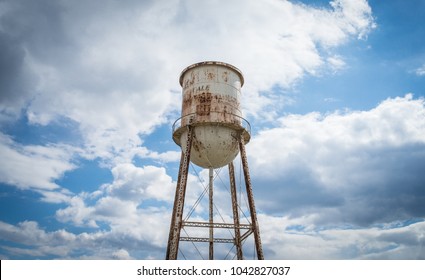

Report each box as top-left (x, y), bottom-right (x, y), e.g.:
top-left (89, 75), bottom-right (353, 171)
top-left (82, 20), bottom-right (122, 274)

top-left (182, 221), bottom-right (251, 229)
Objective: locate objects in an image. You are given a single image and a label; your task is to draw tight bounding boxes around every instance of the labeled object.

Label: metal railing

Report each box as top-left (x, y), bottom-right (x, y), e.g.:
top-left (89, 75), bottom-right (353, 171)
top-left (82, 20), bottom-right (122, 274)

top-left (172, 112), bottom-right (251, 135)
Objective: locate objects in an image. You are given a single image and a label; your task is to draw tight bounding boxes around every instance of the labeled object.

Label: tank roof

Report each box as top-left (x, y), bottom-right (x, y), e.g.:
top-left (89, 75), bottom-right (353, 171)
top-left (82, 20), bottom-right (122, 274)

top-left (179, 61), bottom-right (244, 87)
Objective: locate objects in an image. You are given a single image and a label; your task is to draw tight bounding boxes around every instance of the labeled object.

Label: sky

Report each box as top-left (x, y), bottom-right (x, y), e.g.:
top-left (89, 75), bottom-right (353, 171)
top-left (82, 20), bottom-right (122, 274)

top-left (0, 0), bottom-right (425, 260)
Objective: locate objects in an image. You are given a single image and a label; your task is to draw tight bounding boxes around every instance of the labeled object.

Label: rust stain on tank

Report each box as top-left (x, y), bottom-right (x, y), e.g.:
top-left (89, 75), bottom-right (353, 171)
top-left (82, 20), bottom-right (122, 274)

top-left (194, 92), bottom-right (212, 116)
top-left (177, 62), bottom-right (249, 156)
top-left (204, 69), bottom-right (216, 81)
top-left (222, 71), bottom-right (228, 82)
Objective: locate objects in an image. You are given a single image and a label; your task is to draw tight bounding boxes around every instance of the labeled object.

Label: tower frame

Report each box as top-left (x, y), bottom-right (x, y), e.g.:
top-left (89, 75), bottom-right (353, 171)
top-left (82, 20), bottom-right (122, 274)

top-left (166, 126), bottom-right (264, 260)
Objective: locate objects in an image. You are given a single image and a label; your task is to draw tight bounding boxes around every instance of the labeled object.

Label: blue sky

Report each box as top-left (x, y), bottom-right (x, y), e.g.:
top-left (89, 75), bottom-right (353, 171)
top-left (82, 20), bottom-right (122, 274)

top-left (0, 0), bottom-right (424, 259)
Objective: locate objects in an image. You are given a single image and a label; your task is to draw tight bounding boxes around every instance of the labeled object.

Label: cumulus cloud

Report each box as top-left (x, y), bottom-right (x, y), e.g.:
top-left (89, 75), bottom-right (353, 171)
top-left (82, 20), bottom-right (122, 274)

top-left (249, 94), bottom-right (425, 226)
top-left (54, 199), bottom-right (173, 259)
top-left (0, 220), bottom-right (159, 259)
top-left (50, 162), bottom-right (224, 259)
top-left (0, 132), bottom-right (76, 202)
top-left (55, 195), bottom-right (97, 227)
top-left (55, 162), bottom-right (207, 228)
top-left (260, 215), bottom-right (425, 259)
top-left (54, 163), bottom-right (181, 250)
top-left (0, 220), bottom-right (76, 258)
top-left (103, 163), bottom-right (175, 202)
top-left (330, 0), bottom-right (375, 39)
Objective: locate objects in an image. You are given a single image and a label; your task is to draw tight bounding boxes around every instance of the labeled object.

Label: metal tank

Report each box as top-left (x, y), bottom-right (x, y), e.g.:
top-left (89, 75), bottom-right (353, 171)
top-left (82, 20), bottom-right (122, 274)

top-left (172, 61), bottom-right (251, 168)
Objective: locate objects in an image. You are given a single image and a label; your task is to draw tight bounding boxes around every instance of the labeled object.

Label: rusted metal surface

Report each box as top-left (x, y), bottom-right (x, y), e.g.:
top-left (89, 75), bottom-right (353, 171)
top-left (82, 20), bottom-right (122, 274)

top-left (209, 168), bottom-right (214, 260)
top-left (180, 237), bottom-right (234, 243)
top-left (180, 62), bottom-right (243, 127)
top-left (229, 161), bottom-right (243, 260)
top-left (182, 221), bottom-right (251, 229)
top-left (165, 152), bottom-right (184, 259)
top-left (166, 125), bottom-right (194, 260)
top-left (238, 135), bottom-right (264, 260)
top-left (179, 61), bottom-right (244, 86)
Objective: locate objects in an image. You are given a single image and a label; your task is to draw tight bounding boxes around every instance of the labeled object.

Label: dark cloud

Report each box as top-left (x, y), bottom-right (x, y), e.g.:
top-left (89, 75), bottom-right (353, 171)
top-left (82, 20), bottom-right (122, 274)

top-left (335, 144), bottom-right (425, 226)
top-left (0, 0), bottom-right (69, 117)
top-left (0, 32), bottom-right (27, 107)
top-left (255, 143), bottom-right (425, 227)
top-left (379, 229), bottom-right (421, 247)
top-left (250, 96), bottom-right (425, 228)
top-left (0, 0), bottom-right (70, 60)
top-left (253, 165), bottom-right (345, 216)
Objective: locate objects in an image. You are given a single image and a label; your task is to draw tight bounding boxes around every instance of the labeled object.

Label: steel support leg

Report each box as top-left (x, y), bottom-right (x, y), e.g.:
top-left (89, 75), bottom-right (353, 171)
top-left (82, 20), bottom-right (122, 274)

top-left (166, 125), bottom-right (194, 260)
top-left (209, 168), bottom-right (214, 260)
top-left (238, 135), bottom-right (264, 260)
top-left (228, 161), bottom-right (243, 260)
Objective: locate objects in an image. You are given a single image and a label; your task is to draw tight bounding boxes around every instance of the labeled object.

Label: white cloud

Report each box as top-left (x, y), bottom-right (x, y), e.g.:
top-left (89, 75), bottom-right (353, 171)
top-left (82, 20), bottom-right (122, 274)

top-left (111, 249), bottom-right (132, 260)
top-left (260, 214), bottom-right (425, 259)
top-left (415, 64), bottom-right (425, 76)
top-left (327, 55), bottom-right (346, 72)
top-left (250, 94), bottom-right (425, 177)
top-left (330, 0), bottom-right (376, 39)
top-left (0, 220), bottom-right (77, 257)
top-left (56, 200), bottom-right (173, 257)
top-left (51, 162), bottom-right (223, 259)
top-left (0, 132), bottom-right (76, 202)
top-left (133, 147), bottom-right (180, 163)
top-left (104, 163), bottom-right (175, 202)
top-left (54, 162), bottom-right (207, 229)
top-left (54, 163), bottom-right (179, 248)
top-left (55, 195), bottom-right (97, 227)
top-left (0, 220), bottom-right (142, 259)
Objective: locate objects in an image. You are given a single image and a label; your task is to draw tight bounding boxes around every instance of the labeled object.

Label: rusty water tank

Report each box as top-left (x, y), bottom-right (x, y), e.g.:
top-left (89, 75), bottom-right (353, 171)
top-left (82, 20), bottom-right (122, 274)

top-left (172, 61), bottom-right (251, 168)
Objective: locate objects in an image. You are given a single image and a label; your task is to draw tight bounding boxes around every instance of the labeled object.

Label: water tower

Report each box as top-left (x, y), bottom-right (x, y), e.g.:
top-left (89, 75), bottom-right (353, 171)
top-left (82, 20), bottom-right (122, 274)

top-left (166, 61), bottom-right (264, 260)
